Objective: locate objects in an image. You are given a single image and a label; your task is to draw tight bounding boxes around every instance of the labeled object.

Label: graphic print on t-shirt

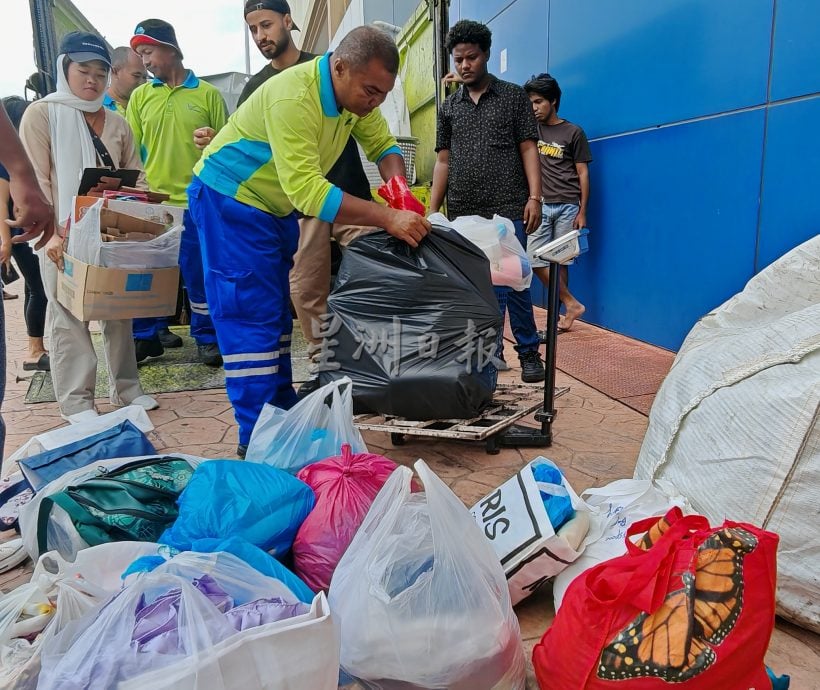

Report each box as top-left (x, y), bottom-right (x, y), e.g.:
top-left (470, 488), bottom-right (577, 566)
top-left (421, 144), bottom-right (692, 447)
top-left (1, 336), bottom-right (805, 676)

top-left (538, 140), bottom-right (566, 160)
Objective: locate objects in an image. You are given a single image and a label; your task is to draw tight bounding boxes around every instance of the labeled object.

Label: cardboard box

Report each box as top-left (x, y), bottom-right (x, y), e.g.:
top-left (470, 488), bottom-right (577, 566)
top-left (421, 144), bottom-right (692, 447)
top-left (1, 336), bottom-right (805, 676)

top-left (74, 196), bottom-right (184, 227)
top-left (58, 253), bottom-right (180, 321)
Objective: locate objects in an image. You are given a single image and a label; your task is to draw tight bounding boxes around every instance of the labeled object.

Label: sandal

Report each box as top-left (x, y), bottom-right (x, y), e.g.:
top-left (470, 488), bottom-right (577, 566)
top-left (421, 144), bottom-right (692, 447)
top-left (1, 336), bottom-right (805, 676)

top-left (2, 291), bottom-right (18, 300)
top-left (22, 353), bottom-right (50, 372)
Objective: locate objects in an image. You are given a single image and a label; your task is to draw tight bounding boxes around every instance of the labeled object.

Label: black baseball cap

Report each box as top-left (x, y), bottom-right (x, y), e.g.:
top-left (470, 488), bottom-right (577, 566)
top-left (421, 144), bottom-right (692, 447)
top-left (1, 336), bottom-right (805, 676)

top-left (243, 0), bottom-right (300, 31)
top-left (59, 31), bottom-right (111, 67)
top-left (131, 19), bottom-right (184, 59)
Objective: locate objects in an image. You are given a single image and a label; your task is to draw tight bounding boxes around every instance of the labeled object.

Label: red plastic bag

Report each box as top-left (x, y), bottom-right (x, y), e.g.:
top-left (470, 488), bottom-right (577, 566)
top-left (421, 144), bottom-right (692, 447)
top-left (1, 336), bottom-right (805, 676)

top-left (293, 444), bottom-right (398, 592)
top-left (533, 507), bottom-right (779, 690)
top-left (377, 175), bottom-right (426, 215)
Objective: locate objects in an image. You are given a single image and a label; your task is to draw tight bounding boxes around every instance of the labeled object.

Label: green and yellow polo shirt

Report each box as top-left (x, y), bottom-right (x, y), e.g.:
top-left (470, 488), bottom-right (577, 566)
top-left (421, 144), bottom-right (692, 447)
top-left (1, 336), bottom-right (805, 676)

top-left (127, 71), bottom-right (227, 206)
top-left (194, 54), bottom-right (401, 221)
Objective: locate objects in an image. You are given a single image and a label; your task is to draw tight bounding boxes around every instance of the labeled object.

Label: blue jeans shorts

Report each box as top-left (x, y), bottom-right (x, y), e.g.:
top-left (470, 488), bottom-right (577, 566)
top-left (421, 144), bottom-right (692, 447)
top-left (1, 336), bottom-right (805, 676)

top-left (528, 203), bottom-right (579, 268)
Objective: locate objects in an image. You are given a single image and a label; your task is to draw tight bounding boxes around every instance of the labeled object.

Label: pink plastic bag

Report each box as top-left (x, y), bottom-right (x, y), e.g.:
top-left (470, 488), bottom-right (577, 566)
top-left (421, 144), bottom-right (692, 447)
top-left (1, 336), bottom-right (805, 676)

top-left (293, 444), bottom-right (398, 592)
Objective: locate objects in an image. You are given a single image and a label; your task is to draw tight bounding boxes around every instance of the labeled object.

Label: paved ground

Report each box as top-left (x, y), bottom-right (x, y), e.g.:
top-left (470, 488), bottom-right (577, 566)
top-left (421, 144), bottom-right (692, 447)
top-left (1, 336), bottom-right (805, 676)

top-left (1, 281), bottom-right (817, 688)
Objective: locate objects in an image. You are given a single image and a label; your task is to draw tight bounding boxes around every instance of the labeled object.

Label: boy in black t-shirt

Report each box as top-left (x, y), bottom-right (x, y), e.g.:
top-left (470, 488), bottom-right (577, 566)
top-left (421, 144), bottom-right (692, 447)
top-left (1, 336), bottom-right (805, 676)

top-left (524, 73), bottom-right (592, 332)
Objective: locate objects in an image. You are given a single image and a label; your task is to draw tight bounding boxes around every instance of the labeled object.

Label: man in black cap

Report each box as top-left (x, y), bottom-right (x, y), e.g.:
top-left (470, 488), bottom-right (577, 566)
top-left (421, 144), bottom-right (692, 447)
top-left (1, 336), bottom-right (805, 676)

top-left (234, 0), bottom-right (375, 398)
top-left (127, 19), bottom-right (227, 365)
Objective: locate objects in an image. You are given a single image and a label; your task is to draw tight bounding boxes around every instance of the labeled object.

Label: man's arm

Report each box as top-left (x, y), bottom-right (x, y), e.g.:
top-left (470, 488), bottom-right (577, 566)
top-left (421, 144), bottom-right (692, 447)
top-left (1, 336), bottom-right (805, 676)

top-left (377, 152), bottom-right (407, 182)
top-left (430, 101), bottom-right (452, 214)
top-left (334, 193), bottom-right (429, 247)
top-left (574, 161), bottom-right (590, 229)
top-left (430, 149), bottom-right (450, 213)
top-left (519, 139), bottom-right (542, 232)
top-left (0, 106), bottom-right (53, 248)
top-left (267, 98), bottom-right (430, 246)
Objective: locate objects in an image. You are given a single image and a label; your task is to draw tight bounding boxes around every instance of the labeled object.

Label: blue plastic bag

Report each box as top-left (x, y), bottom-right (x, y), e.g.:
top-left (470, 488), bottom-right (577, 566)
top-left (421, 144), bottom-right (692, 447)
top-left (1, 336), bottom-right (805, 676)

top-left (767, 667), bottom-right (790, 689)
top-left (19, 420), bottom-right (156, 492)
top-left (531, 460), bottom-right (575, 531)
top-left (160, 461), bottom-right (315, 557)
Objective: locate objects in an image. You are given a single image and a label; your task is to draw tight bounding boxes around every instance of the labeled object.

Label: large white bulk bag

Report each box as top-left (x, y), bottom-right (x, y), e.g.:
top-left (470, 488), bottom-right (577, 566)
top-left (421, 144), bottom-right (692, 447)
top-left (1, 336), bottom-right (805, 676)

top-left (634, 235), bottom-right (820, 633)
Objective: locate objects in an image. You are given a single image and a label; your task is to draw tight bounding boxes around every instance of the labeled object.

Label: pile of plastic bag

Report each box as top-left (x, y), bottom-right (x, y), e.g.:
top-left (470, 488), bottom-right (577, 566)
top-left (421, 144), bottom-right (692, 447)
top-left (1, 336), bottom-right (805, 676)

top-left (0, 365), bottom-right (796, 689)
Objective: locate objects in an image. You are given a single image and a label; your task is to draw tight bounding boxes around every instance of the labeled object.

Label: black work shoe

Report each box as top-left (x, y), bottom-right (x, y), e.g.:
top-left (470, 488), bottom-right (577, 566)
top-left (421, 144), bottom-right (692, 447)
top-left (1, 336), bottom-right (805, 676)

top-left (237, 444), bottom-right (248, 459)
top-left (158, 327), bottom-right (183, 348)
top-left (135, 337), bottom-right (164, 363)
top-left (520, 350), bottom-right (546, 383)
top-left (297, 375), bottom-right (321, 399)
top-left (198, 343), bottom-right (223, 367)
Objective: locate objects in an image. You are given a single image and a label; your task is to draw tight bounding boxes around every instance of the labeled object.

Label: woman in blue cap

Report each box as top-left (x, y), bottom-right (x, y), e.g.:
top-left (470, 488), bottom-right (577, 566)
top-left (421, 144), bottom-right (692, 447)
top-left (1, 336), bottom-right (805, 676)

top-left (18, 31), bottom-right (158, 422)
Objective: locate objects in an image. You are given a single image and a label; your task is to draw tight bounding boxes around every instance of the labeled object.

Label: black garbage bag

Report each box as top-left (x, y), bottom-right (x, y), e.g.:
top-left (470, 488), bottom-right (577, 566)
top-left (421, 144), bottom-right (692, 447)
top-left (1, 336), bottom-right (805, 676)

top-left (317, 225), bottom-right (502, 420)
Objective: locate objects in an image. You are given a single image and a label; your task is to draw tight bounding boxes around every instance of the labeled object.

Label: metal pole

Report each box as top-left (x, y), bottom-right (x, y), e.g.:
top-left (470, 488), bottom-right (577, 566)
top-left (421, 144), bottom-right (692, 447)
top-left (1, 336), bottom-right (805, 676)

top-left (29, 0), bottom-right (58, 96)
top-left (244, 26), bottom-right (251, 75)
top-left (539, 260), bottom-right (561, 441)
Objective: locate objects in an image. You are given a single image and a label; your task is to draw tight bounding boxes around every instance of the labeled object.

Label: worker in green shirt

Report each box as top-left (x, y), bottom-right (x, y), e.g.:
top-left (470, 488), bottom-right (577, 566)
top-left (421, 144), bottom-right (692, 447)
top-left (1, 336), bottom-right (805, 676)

top-left (102, 47), bottom-right (146, 116)
top-left (188, 26), bottom-right (431, 457)
top-left (128, 19), bottom-right (227, 366)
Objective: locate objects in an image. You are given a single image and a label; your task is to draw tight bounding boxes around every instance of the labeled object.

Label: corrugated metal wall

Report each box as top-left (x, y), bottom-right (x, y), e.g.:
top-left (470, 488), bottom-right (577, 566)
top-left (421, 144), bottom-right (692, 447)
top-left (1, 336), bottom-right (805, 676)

top-left (450, 0), bottom-right (820, 350)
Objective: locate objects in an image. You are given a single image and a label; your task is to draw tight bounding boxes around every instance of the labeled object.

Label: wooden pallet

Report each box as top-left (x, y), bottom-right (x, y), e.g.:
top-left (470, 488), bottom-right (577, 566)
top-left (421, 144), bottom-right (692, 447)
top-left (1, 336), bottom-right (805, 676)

top-left (354, 383), bottom-right (569, 443)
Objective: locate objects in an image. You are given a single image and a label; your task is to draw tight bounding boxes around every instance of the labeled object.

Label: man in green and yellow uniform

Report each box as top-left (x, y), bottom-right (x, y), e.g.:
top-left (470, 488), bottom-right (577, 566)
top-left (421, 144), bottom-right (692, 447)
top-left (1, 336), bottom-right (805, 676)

top-left (128, 19), bottom-right (227, 365)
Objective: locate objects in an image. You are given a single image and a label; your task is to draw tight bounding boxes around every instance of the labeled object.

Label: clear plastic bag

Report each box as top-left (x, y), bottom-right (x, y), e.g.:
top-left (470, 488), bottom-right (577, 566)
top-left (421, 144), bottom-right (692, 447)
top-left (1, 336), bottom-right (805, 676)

top-left (430, 213), bottom-right (533, 291)
top-left (38, 572), bottom-right (238, 690)
top-left (145, 551), bottom-right (304, 607)
top-left (67, 198), bottom-right (181, 268)
top-left (246, 377), bottom-right (367, 472)
top-left (0, 542), bottom-right (156, 689)
top-left (329, 460), bottom-right (526, 689)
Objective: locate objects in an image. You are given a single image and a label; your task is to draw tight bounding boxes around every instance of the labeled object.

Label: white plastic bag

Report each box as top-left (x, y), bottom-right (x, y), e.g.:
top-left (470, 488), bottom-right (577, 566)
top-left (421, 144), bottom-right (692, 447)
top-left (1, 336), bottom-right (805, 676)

top-left (118, 592), bottom-right (339, 690)
top-left (246, 377), bottom-right (367, 472)
top-left (430, 213), bottom-right (533, 291)
top-left (0, 542), bottom-right (157, 689)
top-left (18, 454), bottom-right (206, 561)
top-left (38, 572), bottom-right (239, 690)
top-left (551, 478), bottom-right (689, 610)
top-left (67, 198), bottom-right (181, 268)
top-left (145, 551), bottom-right (303, 606)
top-left (329, 460), bottom-right (526, 689)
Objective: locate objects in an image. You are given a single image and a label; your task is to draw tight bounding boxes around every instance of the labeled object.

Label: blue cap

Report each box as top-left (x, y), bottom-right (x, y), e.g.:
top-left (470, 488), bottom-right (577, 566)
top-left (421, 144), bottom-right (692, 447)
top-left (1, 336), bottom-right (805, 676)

top-left (131, 19), bottom-right (184, 59)
top-left (59, 31), bottom-right (111, 67)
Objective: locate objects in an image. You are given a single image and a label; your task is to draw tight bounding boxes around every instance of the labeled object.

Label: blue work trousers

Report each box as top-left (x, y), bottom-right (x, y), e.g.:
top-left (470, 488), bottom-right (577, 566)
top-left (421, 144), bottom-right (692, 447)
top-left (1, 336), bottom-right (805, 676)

top-left (505, 219), bottom-right (540, 356)
top-left (187, 177), bottom-right (299, 445)
top-left (133, 209), bottom-right (217, 344)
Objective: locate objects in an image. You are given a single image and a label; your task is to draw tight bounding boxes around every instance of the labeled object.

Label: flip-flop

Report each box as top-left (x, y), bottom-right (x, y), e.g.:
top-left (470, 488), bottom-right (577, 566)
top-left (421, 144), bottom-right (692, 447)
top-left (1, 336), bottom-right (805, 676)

top-left (2, 291), bottom-right (18, 300)
top-left (22, 353), bottom-right (50, 372)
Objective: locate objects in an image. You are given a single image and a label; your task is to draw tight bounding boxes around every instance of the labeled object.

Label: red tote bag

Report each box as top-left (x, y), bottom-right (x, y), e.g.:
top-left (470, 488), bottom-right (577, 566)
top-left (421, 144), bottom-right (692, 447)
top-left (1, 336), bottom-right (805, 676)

top-left (533, 507), bottom-right (779, 690)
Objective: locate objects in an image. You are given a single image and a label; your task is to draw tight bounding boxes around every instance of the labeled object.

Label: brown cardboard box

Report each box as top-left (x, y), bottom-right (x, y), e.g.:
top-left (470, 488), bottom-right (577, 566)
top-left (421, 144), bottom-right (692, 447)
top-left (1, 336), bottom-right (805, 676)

top-left (57, 253), bottom-right (180, 321)
top-left (74, 196), bottom-right (184, 227)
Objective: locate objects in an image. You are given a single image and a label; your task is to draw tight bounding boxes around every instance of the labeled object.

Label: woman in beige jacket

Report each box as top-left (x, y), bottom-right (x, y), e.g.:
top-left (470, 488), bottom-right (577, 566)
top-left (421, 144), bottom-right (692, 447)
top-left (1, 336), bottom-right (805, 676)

top-left (19, 32), bottom-right (157, 422)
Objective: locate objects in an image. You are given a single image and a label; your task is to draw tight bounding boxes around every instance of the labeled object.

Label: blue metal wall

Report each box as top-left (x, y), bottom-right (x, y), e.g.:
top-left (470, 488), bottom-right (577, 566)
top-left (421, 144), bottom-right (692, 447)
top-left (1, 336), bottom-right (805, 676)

top-left (450, 0), bottom-right (820, 350)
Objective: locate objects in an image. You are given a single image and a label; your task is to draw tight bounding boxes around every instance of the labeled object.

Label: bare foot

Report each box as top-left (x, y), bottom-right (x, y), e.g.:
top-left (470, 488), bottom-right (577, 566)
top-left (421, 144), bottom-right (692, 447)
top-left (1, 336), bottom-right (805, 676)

top-left (558, 302), bottom-right (586, 331)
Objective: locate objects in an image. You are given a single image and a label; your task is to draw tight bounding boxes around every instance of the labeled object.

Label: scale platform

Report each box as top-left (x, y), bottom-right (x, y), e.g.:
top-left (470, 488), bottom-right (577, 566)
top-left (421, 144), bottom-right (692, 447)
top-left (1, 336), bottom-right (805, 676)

top-left (353, 382), bottom-right (569, 454)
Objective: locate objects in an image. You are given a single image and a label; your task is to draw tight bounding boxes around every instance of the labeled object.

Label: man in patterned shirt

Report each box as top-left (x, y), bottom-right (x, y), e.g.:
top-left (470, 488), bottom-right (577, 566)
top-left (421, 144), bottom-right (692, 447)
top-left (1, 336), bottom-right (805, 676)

top-left (431, 19), bottom-right (545, 384)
